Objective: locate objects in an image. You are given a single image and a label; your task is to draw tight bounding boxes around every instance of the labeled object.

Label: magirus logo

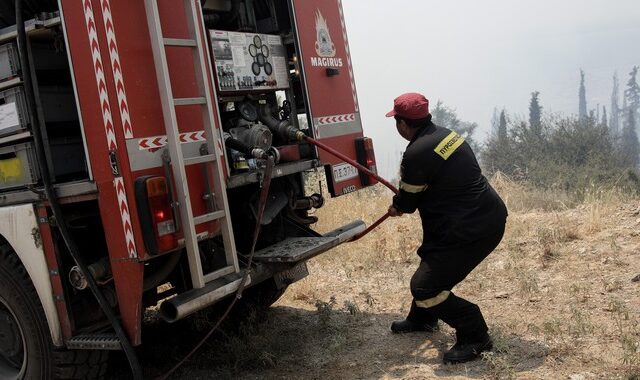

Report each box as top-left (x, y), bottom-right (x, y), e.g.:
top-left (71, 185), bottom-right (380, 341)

top-left (310, 9), bottom-right (343, 68)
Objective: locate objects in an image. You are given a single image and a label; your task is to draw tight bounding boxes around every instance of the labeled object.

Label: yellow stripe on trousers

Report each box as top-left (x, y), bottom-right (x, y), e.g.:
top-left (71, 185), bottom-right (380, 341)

top-left (415, 290), bottom-right (451, 308)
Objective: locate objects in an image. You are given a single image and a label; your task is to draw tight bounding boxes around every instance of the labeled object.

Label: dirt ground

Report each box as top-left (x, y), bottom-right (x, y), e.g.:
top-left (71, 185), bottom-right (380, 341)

top-left (108, 181), bottom-right (640, 379)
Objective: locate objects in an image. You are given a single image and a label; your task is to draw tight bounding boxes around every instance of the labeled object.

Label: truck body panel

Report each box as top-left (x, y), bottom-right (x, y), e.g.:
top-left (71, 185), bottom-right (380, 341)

top-left (291, 0), bottom-right (365, 196)
top-left (0, 0), bottom-right (377, 362)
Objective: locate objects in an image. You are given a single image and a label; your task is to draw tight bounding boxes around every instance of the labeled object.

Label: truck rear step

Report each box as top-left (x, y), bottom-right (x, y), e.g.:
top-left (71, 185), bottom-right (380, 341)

top-left (253, 220), bottom-right (366, 263)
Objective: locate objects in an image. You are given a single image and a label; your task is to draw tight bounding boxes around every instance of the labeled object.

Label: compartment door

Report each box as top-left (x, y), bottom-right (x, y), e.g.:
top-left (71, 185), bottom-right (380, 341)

top-left (291, 0), bottom-right (366, 197)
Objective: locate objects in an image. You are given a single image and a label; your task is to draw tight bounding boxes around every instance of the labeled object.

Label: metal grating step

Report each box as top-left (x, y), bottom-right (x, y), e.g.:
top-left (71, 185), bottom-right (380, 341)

top-left (66, 334), bottom-right (121, 350)
top-left (253, 236), bottom-right (340, 263)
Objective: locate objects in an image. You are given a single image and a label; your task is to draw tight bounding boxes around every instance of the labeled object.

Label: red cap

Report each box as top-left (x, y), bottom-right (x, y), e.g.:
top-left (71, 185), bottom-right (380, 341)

top-left (385, 92), bottom-right (430, 119)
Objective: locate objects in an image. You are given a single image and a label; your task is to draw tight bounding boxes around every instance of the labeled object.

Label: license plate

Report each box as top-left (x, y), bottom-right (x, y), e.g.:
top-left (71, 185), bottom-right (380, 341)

top-left (332, 162), bottom-right (358, 183)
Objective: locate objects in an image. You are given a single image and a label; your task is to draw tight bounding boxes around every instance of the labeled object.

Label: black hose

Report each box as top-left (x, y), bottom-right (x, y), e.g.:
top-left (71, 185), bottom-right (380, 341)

top-left (14, 2), bottom-right (142, 378)
top-left (157, 156), bottom-right (275, 380)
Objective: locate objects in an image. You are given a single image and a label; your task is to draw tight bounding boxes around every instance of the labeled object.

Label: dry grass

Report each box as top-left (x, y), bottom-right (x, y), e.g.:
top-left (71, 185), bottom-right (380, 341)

top-left (278, 173), bottom-right (640, 379)
top-left (113, 173), bottom-right (640, 379)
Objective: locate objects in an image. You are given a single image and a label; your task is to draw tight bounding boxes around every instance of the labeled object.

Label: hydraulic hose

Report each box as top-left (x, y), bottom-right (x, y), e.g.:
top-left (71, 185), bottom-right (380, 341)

top-left (15, 3), bottom-right (142, 378)
top-left (300, 135), bottom-right (398, 194)
top-left (297, 134), bottom-right (399, 241)
top-left (158, 136), bottom-right (395, 377)
top-left (157, 156), bottom-right (276, 380)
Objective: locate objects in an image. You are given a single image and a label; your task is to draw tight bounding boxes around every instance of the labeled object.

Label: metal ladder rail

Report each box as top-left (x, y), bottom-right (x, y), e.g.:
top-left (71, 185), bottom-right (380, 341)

top-left (144, 0), bottom-right (238, 288)
top-left (183, 0), bottom-right (240, 281)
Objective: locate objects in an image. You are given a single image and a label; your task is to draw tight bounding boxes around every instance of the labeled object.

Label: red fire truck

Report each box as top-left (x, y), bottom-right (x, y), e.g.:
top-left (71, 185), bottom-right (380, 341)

top-left (0, 0), bottom-right (377, 378)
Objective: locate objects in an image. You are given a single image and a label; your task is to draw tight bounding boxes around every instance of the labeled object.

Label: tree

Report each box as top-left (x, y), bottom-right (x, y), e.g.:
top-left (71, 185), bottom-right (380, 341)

top-left (529, 91), bottom-right (542, 136)
top-left (620, 108), bottom-right (640, 168)
top-left (498, 110), bottom-right (507, 141)
top-left (624, 66), bottom-right (640, 135)
top-left (610, 72), bottom-right (620, 135)
top-left (601, 106), bottom-right (608, 129)
top-left (431, 100), bottom-right (478, 151)
top-left (490, 107), bottom-right (499, 138)
top-left (579, 69), bottom-right (587, 120)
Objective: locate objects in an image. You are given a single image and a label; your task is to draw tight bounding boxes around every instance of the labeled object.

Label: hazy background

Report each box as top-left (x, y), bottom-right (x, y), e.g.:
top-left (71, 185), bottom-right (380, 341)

top-left (342, 0), bottom-right (640, 179)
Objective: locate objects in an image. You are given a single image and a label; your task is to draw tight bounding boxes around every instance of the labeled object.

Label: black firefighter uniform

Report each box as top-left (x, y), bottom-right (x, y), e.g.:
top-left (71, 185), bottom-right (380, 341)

top-left (392, 121), bottom-right (508, 344)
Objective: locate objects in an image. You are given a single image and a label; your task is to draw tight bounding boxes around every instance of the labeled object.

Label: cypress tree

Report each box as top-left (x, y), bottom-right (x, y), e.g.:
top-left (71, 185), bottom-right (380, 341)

top-left (579, 69), bottom-right (587, 120)
top-left (610, 72), bottom-right (620, 135)
top-left (498, 110), bottom-right (507, 141)
top-left (529, 91), bottom-right (542, 136)
top-left (624, 66), bottom-right (640, 134)
top-left (621, 108), bottom-right (640, 167)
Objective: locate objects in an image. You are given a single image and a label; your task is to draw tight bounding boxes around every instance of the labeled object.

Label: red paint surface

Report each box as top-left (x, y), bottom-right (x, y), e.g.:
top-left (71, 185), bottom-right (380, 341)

top-left (292, 0), bottom-right (369, 196)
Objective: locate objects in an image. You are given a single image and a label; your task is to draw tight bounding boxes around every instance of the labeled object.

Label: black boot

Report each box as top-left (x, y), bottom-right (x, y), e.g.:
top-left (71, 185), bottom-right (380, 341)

top-left (443, 333), bottom-right (492, 363)
top-left (391, 301), bottom-right (439, 333)
top-left (427, 293), bottom-right (492, 363)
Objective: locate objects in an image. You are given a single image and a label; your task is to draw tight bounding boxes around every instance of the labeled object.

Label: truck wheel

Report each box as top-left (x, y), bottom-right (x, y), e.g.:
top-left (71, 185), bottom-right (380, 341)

top-left (0, 244), bottom-right (108, 379)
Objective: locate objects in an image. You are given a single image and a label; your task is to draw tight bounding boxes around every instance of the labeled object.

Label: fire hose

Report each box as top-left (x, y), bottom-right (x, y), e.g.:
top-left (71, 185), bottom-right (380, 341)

top-left (156, 133), bottom-right (398, 380)
top-left (300, 135), bottom-right (399, 241)
top-left (158, 156), bottom-right (276, 379)
top-left (160, 135), bottom-right (397, 378)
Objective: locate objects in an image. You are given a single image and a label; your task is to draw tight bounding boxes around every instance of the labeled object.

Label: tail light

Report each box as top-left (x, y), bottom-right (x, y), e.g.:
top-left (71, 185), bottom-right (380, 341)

top-left (135, 176), bottom-right (177, 255)
top-left (355, 137), bottom-right (378, 186)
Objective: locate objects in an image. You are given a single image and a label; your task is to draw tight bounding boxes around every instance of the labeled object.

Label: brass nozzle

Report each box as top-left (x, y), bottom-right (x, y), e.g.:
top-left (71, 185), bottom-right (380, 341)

top-left (295, 131), bottom-right (306, 141)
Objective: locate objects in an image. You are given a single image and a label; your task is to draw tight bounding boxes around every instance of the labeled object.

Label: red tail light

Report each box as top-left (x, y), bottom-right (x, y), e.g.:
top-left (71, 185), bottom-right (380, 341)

top-left (355, 137), bottom-right (378, 186)
top-left (136, 176), bottom-right (177, 255)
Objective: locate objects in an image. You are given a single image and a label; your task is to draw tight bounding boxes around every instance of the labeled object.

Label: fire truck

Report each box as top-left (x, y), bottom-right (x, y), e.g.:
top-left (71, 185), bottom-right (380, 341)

top-left (0, 0), bottom-right (378, 378)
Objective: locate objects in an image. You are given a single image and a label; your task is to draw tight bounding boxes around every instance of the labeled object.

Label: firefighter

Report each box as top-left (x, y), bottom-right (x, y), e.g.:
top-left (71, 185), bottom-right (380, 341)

top-left (386, 92), bottom-right (508, 364)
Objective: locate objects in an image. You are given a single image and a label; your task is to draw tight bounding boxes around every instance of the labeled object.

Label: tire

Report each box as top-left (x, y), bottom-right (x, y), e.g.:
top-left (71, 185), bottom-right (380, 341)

top-left (0, 243), bottom-right (108, 379)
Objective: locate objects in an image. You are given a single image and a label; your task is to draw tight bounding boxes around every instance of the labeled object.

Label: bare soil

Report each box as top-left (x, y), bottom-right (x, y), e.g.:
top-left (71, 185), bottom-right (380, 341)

top-left (108, 184), bottom-right (640, 379)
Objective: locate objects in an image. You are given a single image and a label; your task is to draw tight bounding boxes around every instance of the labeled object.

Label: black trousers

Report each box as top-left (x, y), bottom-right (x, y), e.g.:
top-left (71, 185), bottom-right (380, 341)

top-left (407, 222), bottom-right (505, 343)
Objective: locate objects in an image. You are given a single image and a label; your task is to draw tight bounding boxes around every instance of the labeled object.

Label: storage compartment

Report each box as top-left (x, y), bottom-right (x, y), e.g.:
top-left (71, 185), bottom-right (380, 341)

top-left (0, 86), bottom-right (29, 137)
top-left (0, 142), bottom-right (39, 190)
top-left (49, 137), bottom-right (87, 181)
top-left (39, 85), bottom-right (77, 123)
top-left (0, 43), bottom-right (20, 82)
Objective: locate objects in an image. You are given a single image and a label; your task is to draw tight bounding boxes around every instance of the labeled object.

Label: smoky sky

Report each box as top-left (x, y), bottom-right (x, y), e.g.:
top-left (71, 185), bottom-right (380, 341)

top-left (342, 0), bottom-right (640, 178)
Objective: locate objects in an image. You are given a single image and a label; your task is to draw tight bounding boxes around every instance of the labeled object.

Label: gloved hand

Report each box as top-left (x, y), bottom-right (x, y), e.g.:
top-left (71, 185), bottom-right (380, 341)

top-left (388, 205), bottom-right (403, 217)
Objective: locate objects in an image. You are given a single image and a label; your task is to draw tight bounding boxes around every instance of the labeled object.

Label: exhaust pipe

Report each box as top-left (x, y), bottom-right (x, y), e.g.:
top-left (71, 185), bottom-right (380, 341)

top-left (159, 274), bottom-right (251, 322)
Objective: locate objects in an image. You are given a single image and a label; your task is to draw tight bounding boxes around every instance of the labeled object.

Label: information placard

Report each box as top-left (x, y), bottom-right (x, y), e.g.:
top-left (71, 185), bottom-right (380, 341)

top-left (209, 30), bottom-right (290, 93)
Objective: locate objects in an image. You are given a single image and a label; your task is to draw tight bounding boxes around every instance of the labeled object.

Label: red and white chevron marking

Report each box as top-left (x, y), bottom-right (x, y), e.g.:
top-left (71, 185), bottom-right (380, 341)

top-left (317, 113), bottom-right (356, 125)
top-left (179, 131), bottom-right (206, 143)
top-left (138, 131), bottom-right (207, 150)
top-left (100, 0), bottom-right (133, 139)
top-left (83, 0), bottom-right (117, 151)
top-left (115, 178), bottom-right (136, 258)
top-left (338, 0), bottom-right (359, 113)
top-left (83, 0), bottom-right (137, 258)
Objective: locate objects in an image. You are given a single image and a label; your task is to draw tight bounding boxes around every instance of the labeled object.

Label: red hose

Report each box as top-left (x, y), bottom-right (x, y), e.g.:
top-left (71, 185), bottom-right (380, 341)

top-left (302, 135), bottom-right (399, 241)
top-left (350, 212), bottom-right (391, 242)
top-left (303, 135), bottom-right (398, 194)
